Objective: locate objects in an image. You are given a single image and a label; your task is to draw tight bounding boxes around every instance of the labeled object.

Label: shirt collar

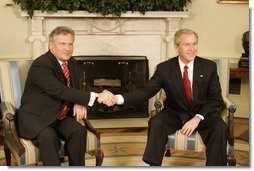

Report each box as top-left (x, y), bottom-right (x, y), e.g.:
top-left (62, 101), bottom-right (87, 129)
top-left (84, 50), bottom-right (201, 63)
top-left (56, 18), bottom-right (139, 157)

top-left (178, 57), bottom-right (194, 71)
top-left (58, 60), bottom-right (68, 66)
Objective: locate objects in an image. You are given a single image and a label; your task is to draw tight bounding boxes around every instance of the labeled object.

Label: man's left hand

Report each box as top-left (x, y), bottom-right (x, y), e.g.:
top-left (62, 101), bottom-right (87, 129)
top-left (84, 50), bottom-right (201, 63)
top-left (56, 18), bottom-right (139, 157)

top-left (73, 104), bottom-right (87, 121)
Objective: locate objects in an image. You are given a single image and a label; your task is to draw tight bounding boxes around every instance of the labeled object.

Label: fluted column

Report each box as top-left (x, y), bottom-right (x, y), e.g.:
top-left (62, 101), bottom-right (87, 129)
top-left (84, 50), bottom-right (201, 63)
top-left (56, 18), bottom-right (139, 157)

top-left (28, 16), bottom-right (47, 59)
top-left (164, 18), bottom-right (182, 61)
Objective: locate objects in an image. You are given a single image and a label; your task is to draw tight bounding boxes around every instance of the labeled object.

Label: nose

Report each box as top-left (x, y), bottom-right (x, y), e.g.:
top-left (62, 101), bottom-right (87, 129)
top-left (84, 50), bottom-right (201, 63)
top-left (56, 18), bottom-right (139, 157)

top-left (64, 45), bottom-right (73, 52)
top-left (65, 45), bottom-right (70, 51)
top-left (189, 45), bottom-right (195, 50)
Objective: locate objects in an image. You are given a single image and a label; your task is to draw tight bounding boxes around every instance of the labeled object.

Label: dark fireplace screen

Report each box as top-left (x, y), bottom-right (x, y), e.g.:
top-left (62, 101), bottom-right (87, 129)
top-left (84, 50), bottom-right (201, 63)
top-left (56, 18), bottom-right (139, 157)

top-left (75, 56), bottom-right (149, 119)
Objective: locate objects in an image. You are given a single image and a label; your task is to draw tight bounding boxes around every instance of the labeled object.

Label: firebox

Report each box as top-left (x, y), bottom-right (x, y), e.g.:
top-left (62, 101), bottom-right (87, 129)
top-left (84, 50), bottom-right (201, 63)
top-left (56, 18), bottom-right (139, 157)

top-left (75, 56), bottom-right (149, 119)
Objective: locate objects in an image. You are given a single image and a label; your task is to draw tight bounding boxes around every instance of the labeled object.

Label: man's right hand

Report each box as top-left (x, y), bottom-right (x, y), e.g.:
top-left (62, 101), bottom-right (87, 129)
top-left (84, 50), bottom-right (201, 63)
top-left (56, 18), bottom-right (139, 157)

top-left (97, 90), bottom-right (118, 106)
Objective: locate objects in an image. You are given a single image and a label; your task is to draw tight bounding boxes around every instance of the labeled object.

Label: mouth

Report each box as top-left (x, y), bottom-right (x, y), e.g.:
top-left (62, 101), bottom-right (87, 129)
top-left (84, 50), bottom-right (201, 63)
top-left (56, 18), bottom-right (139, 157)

top-left (187, 53), bottom-right (195, 56)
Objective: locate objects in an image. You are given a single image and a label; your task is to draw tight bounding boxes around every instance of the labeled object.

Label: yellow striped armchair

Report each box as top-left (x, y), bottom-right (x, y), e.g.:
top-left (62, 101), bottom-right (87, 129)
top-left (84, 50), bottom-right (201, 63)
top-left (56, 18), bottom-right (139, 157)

top-left (0, 60), bottom-right (104, 166)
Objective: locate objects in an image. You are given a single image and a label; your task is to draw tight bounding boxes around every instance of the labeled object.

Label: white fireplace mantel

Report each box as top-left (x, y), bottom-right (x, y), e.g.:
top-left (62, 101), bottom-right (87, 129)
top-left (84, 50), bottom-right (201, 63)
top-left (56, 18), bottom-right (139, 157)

top-left (27, 10), bottom-right (189, 18)
top-left (23, 10), bottom-right (189, 114)
top-left (23, 10), bottom-right (189, 61)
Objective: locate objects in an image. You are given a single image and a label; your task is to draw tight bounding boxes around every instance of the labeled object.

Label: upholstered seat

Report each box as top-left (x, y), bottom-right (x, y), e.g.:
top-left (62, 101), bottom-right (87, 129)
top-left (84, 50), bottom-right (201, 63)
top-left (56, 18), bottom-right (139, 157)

top-left (0, 60), bottom-right (104, 166)
top-left (153, 58), bottom-right (237, 166)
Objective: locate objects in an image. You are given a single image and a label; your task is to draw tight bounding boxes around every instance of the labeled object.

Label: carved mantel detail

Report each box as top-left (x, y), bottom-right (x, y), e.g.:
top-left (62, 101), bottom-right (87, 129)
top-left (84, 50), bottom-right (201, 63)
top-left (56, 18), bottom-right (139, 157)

top-left (22, 11), bottom-right (188, 61)
top-left (87, 18), bottom-right (126, 33)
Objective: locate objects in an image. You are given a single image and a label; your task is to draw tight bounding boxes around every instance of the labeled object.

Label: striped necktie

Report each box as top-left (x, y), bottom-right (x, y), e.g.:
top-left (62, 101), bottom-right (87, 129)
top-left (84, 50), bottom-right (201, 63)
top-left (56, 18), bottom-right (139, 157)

top-left (57, 62), bottom-right (71, 120)
top-left (62, 62), bottom-right (71, 88)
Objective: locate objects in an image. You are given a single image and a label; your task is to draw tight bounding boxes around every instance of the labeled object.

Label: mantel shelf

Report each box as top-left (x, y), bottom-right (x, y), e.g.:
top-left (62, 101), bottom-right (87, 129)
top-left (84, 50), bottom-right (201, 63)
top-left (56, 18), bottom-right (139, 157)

top-left (21, 10), bottom-right (189, 19)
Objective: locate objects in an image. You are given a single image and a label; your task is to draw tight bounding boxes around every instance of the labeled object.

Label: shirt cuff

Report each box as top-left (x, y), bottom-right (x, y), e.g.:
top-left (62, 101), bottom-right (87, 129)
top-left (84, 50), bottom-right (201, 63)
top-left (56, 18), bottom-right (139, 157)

top-left (195, 114), bottom-right (204, 120)
top-left (116, 94), bottom-right (124, 105)
top-left (88, 92), bottom-right (98, 107)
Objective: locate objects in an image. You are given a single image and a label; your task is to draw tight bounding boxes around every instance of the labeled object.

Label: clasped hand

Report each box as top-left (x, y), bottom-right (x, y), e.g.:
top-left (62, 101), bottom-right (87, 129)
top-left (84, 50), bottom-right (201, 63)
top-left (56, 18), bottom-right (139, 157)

top-left (72, 89), bottom-right (117, 121)
top-left (97, 90), bottom-right (118, 106)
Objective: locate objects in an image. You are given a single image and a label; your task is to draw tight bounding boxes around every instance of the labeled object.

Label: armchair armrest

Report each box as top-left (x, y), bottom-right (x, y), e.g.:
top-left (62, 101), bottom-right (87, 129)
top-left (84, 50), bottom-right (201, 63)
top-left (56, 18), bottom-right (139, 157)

top-left (83, 118), bottom-right (104, 166)
top-left (154, 92), bottom-right (237, 144)
top-left (1, 102), bottom-right (25, 157)
top-left (222, 96), bottom-right (237, 165)
top-left (154, 90), bottom-right (166, 114)
top-left (83, 119), bottom-right (101, 139)
top-left (222, 96), bottom-right (237, 145)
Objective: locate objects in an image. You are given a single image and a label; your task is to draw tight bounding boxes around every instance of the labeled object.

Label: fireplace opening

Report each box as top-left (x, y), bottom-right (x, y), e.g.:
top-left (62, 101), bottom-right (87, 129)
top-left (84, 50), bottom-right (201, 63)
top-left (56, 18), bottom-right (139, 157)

top-left (75, 56), bottom-right (149, 119)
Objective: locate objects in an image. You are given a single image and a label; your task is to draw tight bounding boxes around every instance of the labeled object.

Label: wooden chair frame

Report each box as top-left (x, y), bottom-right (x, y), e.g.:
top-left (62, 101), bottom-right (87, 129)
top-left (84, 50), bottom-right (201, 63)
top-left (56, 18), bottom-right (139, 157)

top-left (1, 102), bottom-right (104, 166)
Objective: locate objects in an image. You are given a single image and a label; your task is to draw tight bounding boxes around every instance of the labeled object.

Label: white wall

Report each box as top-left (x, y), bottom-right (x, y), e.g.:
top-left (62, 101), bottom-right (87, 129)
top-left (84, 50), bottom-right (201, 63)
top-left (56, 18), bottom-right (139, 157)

top-left (0, 0), bottom-right (249, 60)
top-left (182, 0), bottom-right (249, 59)
top-left (0, 0), bottom-right (29, 59)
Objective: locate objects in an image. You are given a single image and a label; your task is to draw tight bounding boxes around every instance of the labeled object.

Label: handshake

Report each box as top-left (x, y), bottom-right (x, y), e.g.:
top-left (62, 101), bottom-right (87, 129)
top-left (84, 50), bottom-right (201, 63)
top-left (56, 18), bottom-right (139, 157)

top-left (96, 90), bottom-right (118, 107)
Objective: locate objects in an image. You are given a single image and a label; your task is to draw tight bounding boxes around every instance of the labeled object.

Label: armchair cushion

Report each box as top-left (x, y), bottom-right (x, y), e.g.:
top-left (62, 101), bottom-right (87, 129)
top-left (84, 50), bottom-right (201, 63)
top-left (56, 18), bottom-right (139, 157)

top-left (167, 131), bottom-right (205, 152)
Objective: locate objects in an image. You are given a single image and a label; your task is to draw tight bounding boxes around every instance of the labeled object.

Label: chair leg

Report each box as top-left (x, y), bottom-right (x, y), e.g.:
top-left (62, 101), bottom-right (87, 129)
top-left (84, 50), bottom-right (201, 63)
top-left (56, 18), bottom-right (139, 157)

top-left (95, 149), bottom-right (104, 166)
top-left (4, 144), bottom-right (11, 166)
top-left (164, 149), bottom-right (171, 157)
top-left (60, 157), bottom-right (65, 163)
top-left (227, 156), bottom-right (236, 166)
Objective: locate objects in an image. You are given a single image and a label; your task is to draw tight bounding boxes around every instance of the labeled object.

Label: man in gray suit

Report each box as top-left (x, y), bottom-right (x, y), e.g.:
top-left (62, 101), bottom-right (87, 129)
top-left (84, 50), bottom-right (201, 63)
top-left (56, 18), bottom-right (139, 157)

top-left (16, 26), bottom-right (112, 166)
top-left (101, 28), bottom-right (227, 166)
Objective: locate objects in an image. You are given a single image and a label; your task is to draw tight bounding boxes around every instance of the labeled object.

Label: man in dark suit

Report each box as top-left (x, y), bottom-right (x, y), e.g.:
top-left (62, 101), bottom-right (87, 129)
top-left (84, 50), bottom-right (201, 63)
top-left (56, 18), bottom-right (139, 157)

top-left (101, 28), bottom-right (227, 166)
top-left (16, 26), bottom-right (112, 166)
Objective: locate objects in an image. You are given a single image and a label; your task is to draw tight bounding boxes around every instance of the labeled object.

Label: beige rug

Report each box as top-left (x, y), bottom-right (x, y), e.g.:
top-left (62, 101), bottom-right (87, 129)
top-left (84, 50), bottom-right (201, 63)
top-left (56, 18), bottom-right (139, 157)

top-left (0, 133), bottom-right (249, 166)
top-left (84, 133), bottom-right (249, 166)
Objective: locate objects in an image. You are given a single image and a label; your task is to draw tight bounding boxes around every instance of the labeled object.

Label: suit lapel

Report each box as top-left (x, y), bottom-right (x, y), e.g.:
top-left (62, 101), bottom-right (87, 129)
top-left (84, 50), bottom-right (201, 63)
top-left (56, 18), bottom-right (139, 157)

top-left (48, 52), bottom-right (69, 85)
top-left (192, 58), bottom-right (202, 108)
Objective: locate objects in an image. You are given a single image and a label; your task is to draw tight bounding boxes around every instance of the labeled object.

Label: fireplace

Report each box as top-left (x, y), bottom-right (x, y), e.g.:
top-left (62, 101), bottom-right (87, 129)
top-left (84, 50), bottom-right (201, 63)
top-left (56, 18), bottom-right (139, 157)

top-left (24, 11), bottom-right (189, 118)
top-left (75, 56), bottom-right (149, 119)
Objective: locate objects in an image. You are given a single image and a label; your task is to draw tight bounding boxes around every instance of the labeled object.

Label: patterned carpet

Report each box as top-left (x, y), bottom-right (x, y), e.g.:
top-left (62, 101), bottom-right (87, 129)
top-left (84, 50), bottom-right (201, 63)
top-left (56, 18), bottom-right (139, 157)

top-left (85, 133), bottom-right (249, 167)
top-left (0, 118), bottom-right (249, 166)
top-left (0, 133), bottom-right (249, 166)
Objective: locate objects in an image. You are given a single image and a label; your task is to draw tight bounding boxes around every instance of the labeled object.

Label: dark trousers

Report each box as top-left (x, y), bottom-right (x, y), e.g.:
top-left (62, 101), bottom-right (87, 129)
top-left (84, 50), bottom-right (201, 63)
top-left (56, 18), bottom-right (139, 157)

top-left (32, 117), bottom-right (87, 166)
top-left (142, 110), bottom-right (228, 166)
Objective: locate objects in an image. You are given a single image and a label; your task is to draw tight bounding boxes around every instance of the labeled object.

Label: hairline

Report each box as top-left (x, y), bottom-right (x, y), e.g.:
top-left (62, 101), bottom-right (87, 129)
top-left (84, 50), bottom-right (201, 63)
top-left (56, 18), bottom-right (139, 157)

top-left (49, 26), bottom-right (75, 43)
top-left (174, 29), bottom-right (198, 45)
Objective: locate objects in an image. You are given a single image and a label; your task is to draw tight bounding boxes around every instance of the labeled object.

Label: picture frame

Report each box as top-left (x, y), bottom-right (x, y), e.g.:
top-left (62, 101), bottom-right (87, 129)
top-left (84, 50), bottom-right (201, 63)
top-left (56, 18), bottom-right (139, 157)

top-left (217, 0), bottom-right (248, 3)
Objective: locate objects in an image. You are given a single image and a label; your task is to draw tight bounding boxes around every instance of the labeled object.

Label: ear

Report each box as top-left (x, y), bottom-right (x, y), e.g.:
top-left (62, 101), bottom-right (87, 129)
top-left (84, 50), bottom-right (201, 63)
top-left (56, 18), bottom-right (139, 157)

top-left (49, 42), bottom-right (53, 50)
top-left (174, 44), bottom-right (179, 52)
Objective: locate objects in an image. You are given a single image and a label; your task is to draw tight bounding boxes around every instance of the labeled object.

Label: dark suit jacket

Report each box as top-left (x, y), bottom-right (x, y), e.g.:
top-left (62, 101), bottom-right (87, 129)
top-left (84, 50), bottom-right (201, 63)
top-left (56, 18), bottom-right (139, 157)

top-left (122, 56), bottom-right (223, 123)
top-left (17, 51), bottom-right (90, 139)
